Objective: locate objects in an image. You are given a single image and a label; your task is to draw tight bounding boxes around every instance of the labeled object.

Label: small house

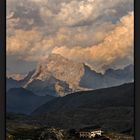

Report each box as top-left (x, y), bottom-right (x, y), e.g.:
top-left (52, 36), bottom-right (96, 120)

top-left (79, 126), bottom-right (102, 138)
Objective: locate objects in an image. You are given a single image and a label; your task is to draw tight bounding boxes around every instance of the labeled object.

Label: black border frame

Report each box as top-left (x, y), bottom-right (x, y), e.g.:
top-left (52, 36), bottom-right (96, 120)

top-left (0, 0), bottom-right (139, 139)
top-left (0, 0), bottom-right (6, 139)
top-left (135, 0), bottom-right (140, 139)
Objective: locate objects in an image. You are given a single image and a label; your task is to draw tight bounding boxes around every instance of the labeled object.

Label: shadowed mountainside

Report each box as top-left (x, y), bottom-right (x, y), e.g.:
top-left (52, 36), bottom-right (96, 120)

top-left (30, 83), bottom-right (134, 134)
top-left (33, 83), bottom-right (133, 114)
top-left (7, 88), bottom-right (55, 114)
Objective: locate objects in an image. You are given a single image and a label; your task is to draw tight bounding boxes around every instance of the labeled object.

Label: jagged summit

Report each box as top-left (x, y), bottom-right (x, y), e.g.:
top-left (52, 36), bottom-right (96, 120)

top-left (21, 53), bottom-right (133, 97)
top-left (40, 53), bottom-right (77, 67)
top-left (25, 53), bottom-right (85, 90)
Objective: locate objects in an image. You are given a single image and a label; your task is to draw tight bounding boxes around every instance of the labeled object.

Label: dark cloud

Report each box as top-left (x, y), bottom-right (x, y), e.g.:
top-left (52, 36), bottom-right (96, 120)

top-left (7, 0), bottom-right (44, 30)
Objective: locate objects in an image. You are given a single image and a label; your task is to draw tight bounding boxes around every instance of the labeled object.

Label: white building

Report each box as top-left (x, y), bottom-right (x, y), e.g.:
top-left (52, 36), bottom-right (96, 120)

top-left (79, 126), bottom-right (102, 138)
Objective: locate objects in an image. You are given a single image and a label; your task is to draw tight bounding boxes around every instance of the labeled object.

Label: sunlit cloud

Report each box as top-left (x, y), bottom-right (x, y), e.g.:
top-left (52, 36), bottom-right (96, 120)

top-left (7, 0), bottom-right (134, 74)
top-left (52, 12), bottom-right (134, 72)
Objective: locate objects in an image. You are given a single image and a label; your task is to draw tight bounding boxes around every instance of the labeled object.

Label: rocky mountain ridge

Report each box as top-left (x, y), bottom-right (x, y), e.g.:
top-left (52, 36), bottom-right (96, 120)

top-left (7, 54), bottom-right (134, 97)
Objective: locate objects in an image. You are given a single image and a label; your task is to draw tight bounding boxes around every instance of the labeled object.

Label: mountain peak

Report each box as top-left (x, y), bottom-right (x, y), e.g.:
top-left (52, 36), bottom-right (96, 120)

top-left (41, 53), bottom-right (76, 67)
top-left (23, 54), bottom-right (133, 97)
top-left (24, 54), bottom-right (85, 92)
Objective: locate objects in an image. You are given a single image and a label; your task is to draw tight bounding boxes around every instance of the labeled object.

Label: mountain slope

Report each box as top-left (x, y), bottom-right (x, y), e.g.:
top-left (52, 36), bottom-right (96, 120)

top-left (33, 83), bottom-right (133, 114)
top-left (31, 83), bottom-right (134, 133)
top-left (22, 54), bottom-right (133, 97)
top-left (26, 75), bottom-right (72, 96)
top-left (6, 77), bottom-right (21, 91)
top-left (7, 88), bottom-right (55, 114)
top-left (19, 70), bottom-right (35, 85)
top-left (6, 70), bottom-right (35, 91)
top-left (80, 64), bottom-right (133, 89)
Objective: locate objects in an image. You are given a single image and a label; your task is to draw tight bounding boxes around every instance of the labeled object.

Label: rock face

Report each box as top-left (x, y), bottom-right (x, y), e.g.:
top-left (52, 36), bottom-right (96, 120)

top-left (6, 54), bottom-right (133, 97)
top-left (22, 53), bottom-right (133, 97)
top-left (24, 54), bottom-right (85, 96)
top-left (25, 54), bottom-right (84, 89)
top-left (26, 76), bottom-right (72, 96)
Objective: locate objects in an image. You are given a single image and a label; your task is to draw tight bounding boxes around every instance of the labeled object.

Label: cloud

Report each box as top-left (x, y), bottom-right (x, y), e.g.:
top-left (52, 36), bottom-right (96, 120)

top-left (56, 1), bottom-right (94, 26)
top-left (7, 0), bottom-right (133, 31)
top-left (7, 28), bottom-right (56, 61)
top-left (7, 21), bottom-right (115, 62)
top-left (7, 0), bottom-right (134, 74)
top-left (52, 12), bottom-right (134, 72)
top-left (56, 0), bottom-right (133, 26)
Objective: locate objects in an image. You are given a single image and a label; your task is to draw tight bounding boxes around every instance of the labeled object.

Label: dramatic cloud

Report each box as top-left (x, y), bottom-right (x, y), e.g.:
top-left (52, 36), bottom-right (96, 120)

top-left (52, 12), bottom-right (134, 72)
top-left (56, 0), bottom-right (132, 26)
top-left (7, 28), bottom-right (55, 61)
top-left (7, 23), bottom-right (115, 61)
top-left (6, 0), bottom-right (134, 74)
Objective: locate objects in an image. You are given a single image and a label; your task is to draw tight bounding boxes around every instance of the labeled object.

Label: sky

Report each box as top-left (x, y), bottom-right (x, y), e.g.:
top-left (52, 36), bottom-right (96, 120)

top-left (7, 0), bottom-right (134, 78)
